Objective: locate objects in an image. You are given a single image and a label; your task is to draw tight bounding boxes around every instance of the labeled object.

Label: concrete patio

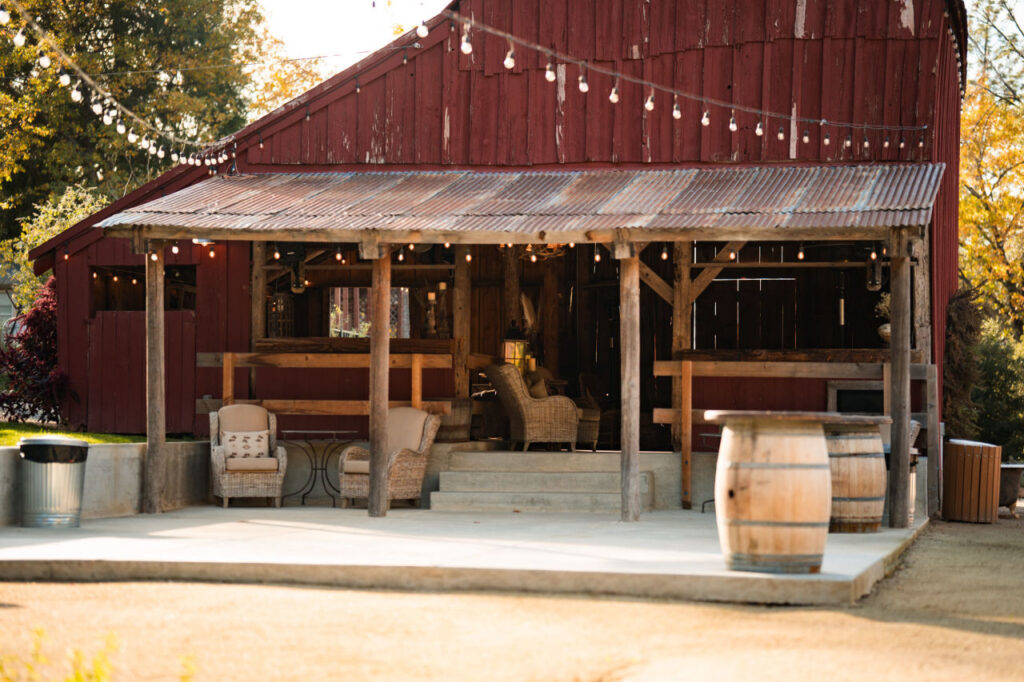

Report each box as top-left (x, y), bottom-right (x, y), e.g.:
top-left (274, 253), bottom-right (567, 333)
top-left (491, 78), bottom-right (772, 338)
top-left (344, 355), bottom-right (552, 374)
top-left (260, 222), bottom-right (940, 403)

top-left (0, 507), bottom-right (928, 605)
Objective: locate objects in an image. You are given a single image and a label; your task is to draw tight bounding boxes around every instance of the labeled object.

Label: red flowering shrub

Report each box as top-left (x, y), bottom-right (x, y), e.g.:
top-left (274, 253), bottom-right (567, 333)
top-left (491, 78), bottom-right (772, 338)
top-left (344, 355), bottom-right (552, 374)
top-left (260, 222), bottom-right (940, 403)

top-left (0, 277), bottom-right (67, 423)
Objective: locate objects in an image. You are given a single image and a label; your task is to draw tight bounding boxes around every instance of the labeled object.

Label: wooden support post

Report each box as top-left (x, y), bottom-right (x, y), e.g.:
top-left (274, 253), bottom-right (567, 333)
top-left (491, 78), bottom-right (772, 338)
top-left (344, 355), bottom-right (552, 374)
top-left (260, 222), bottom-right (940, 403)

top-left (502, 246), bottom-right (521, 333)
top-left (542, 259), bottom-right (560, 373)
top-left (222, 352), bottom-right (236, 406)
top-left (410, 353), bottom-right (423, 409)
top-left (453, 254), bottom-right (471, 399)
top-left (673, 242), bottom-right (693, 508)
top-left (144, 241), bottom-right (166, 515)
top-left (913, 235), bottom-right (932, 360)
top-left (250, 242), bottom-right (266, 397)
top-left (926, 364), bottom-right (941, 517)
top-left (889, 229), bottom-right (912, 528)
top-left (369, 255), bottom-right (391, 517)
top-left (619, 254), bottom-right (641, 522)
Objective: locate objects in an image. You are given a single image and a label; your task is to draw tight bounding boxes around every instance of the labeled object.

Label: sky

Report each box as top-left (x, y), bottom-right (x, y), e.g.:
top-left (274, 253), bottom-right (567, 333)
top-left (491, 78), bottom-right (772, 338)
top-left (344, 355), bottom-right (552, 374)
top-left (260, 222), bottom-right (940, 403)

top-left (259, 0), bottom-right (451, 75)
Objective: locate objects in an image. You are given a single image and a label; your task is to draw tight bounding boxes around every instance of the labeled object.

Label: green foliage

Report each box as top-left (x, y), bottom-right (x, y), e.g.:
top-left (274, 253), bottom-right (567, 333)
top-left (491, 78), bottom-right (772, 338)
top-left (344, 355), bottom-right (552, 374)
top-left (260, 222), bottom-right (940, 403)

top-left (0, 0), bottom-right (271, 239)
top-left (0, 185), bottom-right (103, 311)
top-left (943, 288), bottom-right (981, 440)
top-left (0, 628), bottom-right (116, 681)
top-left (974, 320), bottom-right (1024, 462)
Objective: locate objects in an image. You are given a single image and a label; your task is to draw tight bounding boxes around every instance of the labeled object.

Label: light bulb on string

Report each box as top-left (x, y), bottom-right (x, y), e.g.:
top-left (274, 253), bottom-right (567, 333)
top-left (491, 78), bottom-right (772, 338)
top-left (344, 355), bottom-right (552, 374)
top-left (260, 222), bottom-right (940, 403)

top-left (728, 250), bottom-right (736, 261)
top-left (444, 242), bottom-right (450, 248)
top-left (530, 253), bottom-right (538, 263)
top-left (0, 5), bottom-right (9, 24)
top-left (844, 135), bottom-right (852, 148)
top-left (870, 244), bottom-right (878, 261)
top-left (464, 249), bottom-right (472, 262)
top-left (95, 168), bottom-right (103, 181)
top-left (258, 134), bottom-right (264, 149)
top-left (273, 245), bottom-right (281, 260)
top-left (899, 138), bottom-right (906, 149)
top-left (755, 121), bottom-right (764, 136)
top-left (127, 128), bottom-right (137, 143)
top-left (57, 69), bottom-right (71, 87)
top-left (578, 72), bottom-right (589, 93)
top-left (594, 249), bottom-right (601, 263)
top-left (171, 242), bottom-right (179, 255)
top-left (660, 245), bottom-right (669, 261)
top-left (116, 119), bottom-right (125, 135)
top-left (883, 137), bottom-right (890, 148)
top-left (102, 112), bottom-right (113, 126)
top-left (335, 248), bottom-right (342, 261)
top-left (37, 51), bottom-right (50, 69)
top-left (863, 136), bottom-right (870, 149)
top-left (503, 48), bottom-right (515, 70)
top-left (91, 100), bottom-right (103, 116)
top-left (797, 244), bottom-right (805, 261)
top-left (729, 115), bottom-right (737, 132)
top-left (777, 126), bottom-right (785, 141)
top-left (545, 60), bottom-right (556, 82)
top-left (148, 144), bottom-right (157, 156)
top-left (824, 132), bottom-right (831, 146)
top-left (112, 275), bottom-right (118, 283)
top-left (608, 85), bottom-right (620, 104)
top-left (131, 278), bottom-right (137, 285)
top-left (150, 252), bottom-right (158, 262)
top-left (208, 245), bottom-right (215, 259)
top-left (918, 136), bottom-right (924, 148)
top-left (416, 21), bottom-right (429, 38)
top-left (397, 251), bottom-right (405, 262)
top-left (408, 243), bottom-right (415, 251)
top-left (672, 96), bottom-right (681, 120)
top-left (70, 82), bottom-right (82, 102)
top-left (170, 150), bottom-right (179, 162)
top-left (460, 24), bottom-right (472, 54)
top-left (701, 110), bottom-right (710, 126)
top-left (569, 242), bottom-right (575, 248)
top-left (13, 28), bottom-right (25, 47)
top-left (157, 147), bottom-right (165, 159)
top-left (644, 92), bottom-right (655, 112)
top-left (802, 130), bottom-right (810, 144)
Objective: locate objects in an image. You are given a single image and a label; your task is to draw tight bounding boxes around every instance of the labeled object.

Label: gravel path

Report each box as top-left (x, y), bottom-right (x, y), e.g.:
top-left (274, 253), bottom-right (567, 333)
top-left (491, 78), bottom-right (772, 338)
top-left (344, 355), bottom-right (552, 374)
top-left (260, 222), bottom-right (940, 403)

top-left (1, 516), bottom-right (1022, 681)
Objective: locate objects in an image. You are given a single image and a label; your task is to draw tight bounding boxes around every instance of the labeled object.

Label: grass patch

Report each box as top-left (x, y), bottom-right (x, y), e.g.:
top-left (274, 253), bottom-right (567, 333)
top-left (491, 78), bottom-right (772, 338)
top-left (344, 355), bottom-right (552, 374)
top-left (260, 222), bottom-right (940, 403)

top-left (0, 422), bottom-right (145, 446)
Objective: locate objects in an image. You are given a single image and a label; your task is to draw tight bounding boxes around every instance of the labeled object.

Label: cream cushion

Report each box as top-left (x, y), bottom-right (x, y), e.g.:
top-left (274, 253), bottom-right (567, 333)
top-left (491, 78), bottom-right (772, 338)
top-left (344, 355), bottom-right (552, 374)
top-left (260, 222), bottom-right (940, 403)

top-left (343, 460), bottom-right (370, 475)
top-left (225, 456), bottom-right (279, 472)
top-left (223, 430), bottom-right (269, 458)
top-left (219, 404), bottom-right (271, 434)
top-left (387, 407), bottom-right (428, 452)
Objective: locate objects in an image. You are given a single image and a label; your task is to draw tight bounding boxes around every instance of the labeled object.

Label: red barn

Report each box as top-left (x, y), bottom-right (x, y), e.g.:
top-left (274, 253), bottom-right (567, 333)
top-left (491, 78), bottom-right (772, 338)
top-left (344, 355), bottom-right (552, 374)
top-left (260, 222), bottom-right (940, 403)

top-left (30, 0), bottom-right (966, 520)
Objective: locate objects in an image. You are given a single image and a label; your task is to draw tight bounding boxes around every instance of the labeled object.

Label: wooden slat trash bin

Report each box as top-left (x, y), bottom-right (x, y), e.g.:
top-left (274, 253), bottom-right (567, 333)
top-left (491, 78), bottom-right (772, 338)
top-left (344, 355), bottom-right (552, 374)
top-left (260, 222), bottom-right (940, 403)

top-left (943, 440), bottom-right (1002, 523)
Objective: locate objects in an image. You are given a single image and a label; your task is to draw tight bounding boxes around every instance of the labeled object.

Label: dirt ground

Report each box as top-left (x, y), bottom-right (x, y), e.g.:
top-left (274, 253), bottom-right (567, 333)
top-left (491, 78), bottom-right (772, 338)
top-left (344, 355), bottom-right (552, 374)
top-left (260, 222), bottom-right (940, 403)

top-left (1, 516), bottom-right (1022, 681)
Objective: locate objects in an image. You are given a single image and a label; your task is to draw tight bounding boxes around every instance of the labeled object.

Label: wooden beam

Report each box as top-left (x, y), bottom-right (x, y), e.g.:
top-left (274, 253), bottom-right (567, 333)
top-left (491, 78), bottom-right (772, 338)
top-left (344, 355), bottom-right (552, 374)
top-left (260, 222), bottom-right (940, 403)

top-left (453, 254), bottom-right (471, 398)
top-left (913, 236), bottom-right (932, 358)
top-left (369, 256), bottom-right (391, 517)
top-left (250, 242), bottom-right (266, 396)
top-left (144, 241), bottom-right (166, 515)
top-left (222, 352), bottom-right (236, 406)
top-left (200, 352), bottom-right (452, 369)
top-left (196, 398), bottom-right (451, 416)
top-left (638, 261), bottom-right (674, 306)
top-left (502, 246), bottom-right (521, 334)
top-left (672, 242), bottom-right (693, 508)
top-left (672, 348), bottom-right (927, 364)
top-left (619, 254), bottom-right (641, 522)
top-left (653, 360), bottom-right (931, 380)
top-left (889, 229), bottom-right (912, 528)
top-left (360, 235), bottom-right (386, 260)
top-left (926, 364), bottom-right (941, 518)
top-left (410, 353), bottom-right (423, 409)
top-left (688, 241), bottom-right (747, 304)
top-left (542, 259), bottom-right (560, 372)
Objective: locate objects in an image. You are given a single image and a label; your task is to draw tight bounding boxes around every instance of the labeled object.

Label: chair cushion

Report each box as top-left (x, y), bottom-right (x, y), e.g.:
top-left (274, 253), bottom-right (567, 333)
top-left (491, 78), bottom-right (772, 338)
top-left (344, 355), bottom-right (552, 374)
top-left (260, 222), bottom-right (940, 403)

top-left (528, 379), bottom-right (548, 399)
top-left (223, 430), bottom-right (269, 458)
top-left (343, 460), bottom-right (370, 475)
top-left (387, 407), bottom-right (428, 452)
top-left (225, 456), bottom-right (279, 472)
top-left (219, 404), bottom-right (270, 434)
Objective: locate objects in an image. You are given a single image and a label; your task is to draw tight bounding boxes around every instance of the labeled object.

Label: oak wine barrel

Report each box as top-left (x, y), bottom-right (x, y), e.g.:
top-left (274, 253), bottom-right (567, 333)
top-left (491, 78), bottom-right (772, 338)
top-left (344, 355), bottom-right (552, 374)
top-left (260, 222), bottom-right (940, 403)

top-left (825, 424), bottom-right (887, 533)
top-left (707, 411), bottom-right (833, 575)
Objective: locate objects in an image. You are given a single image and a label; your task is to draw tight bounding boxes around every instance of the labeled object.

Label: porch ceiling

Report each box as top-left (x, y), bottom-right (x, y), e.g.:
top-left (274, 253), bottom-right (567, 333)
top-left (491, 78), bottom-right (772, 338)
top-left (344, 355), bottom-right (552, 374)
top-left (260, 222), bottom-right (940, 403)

top-left (96, 164), bottom-right (945, 244)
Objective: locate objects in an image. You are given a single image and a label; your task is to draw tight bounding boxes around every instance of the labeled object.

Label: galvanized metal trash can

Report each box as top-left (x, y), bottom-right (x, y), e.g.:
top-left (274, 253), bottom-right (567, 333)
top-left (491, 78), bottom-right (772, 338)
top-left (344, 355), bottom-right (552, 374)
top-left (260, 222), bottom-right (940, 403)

top-left (19, 436), bottom-right (90, 528)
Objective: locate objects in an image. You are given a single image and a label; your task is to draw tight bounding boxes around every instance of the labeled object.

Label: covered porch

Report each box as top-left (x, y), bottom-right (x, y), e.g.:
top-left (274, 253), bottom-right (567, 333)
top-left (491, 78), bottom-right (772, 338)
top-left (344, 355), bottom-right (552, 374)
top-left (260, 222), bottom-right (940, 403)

top-left (97, 164), bottom-right (944, 526)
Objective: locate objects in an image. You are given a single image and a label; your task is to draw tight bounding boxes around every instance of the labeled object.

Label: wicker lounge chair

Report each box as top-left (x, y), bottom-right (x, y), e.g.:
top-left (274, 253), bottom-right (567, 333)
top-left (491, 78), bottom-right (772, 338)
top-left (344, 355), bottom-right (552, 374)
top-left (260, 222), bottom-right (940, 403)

top-left (485, 363), bottom-right (578, 451)
top-left (337, 407), bottom-right (440, 509)
top-left (210, 404), bottom-right (288, 508)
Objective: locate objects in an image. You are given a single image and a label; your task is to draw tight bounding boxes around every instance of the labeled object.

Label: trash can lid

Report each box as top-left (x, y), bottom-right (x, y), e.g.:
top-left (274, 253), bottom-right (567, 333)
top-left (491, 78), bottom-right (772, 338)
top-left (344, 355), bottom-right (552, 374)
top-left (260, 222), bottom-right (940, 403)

top-left (18, 435), bottom-right (90, 448)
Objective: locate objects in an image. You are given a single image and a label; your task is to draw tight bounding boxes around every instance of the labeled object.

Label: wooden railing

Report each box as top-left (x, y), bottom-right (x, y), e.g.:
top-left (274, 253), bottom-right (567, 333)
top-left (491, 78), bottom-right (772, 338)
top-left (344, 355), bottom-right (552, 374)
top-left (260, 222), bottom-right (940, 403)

top-left (196, 352), bottom-right (453, 416)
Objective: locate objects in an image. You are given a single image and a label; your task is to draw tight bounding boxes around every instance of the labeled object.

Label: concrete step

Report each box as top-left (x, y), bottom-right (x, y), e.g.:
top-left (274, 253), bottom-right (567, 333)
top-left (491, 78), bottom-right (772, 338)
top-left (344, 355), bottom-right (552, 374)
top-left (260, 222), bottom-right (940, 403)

top-left (429, 490), bottom-right (653, 513)
top-left (439, 470), bottom-right (653, 495)
top-left (446, 450), bottom-right (629, 473)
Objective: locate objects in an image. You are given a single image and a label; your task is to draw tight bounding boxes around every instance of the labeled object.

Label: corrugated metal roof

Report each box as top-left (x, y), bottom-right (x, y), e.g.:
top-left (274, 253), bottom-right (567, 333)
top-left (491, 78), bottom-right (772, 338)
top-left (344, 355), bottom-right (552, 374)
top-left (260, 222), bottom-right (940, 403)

top-left (97, 165), bottom-right (944, 241)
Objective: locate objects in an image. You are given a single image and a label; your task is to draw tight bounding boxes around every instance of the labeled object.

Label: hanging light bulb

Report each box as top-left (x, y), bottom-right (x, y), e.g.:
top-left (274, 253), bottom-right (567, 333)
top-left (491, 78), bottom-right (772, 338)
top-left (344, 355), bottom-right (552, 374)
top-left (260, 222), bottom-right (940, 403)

top-left (578, 72), bottom-right (589, 93)
top-left (57, 69), bottom-right (71, 87)
top-left (701, 110), bottom-right (710, 126)
top-left (594, 249), bottom-right (601, 263)
top-left (91, 100), bottom-right (103, 116)
top-left (797, 244), bottom-right (805, 261)
top-left (899, 138), bottom-right (906, 149)
top-left (171, 242), bottom-right (180, 255)
top-left (70, 82), bottom-right (82, 102)
top-left (503, 48), bottom-right (516, 70)
top-left (460, 25), bottom-right (472, 55)
top-left (148, 144), bottom-right (157, 156)
top-left (127, 128), bottom-right (137, 143)
top-left (777, 126), bottom-right (785, 141)
top-left (465, 249), bottom-right (472, 262)
top-left (918, 136), bottom-right (924, 148)
top-left (862, 135), bottom-right (870, 149)
top-left (13, 28), bottom-right (25, 47)
top-left (102, 112), bottom-right (113, 126)
top-left (92, 271), bottom-right (98, 279)
top-left (273, 245), bottom-right (281, 259)
top-left (416, 21), bottom-right (429, 38)
top-left (660, 245), bottom-right (669, 261)
top-left (0, 5), bottom-right (9, 24)
top-left (883, 136), bottom-right (890, 148)
top-left (335, 247), bottom-right (343, 261)
top-left (545, 60), bottom-right (556, 82)
top-left (729, 115), bottom-right (738, 132)
top-left (644, 92), bottom-right (655, 112)
top-left (258, 134), bottom-right (264, 149)
top-left (824, 132), bottom-right (831, 146)
top-left (530, 253), bottom-right (538, 263)
top-left (208, 245), bottom-right (216, 258)
top-left (150, 252), bottom-right (158, 262)
top-left (132, 277), bottom-right (137, 285)
top-left (569, 242), bottom-right (575, 248)
top-left (157, 147), bottom-right (165, 159)
top-left (37, 51), bottom-right (51, 69)
top-left (870, 244), bottom-right (878, 261)
top-left (116, 119), bottom-right (126, 135)
top-left (802, 129), bottom-right (810, 144)
top-left (844, 134), bottom-right (852, 148)
top-left (444, 242), bottom-right (450, 248)
top-left (95, 168), bottom-right (103, 181)
top-left (397, 251), bottom-right (405, 262)
top-left (755, 121), bottom-right (764, 136)
top-left (63, 246), bottom-right (69, 261)
top-left (672, 97), bottom-right (681, 120)
top-left (608, 85), bottom-right (620, 104)
top-left (170, 150), bottom-right (179, 163)
top-left (112, 274), bottom-right (118, 283)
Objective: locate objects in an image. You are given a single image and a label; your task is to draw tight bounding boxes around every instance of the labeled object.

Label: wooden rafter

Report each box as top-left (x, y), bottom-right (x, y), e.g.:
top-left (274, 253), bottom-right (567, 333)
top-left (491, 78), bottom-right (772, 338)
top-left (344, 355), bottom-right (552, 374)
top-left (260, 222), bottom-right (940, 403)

top-left (688, 241), bottom-right (747, 304)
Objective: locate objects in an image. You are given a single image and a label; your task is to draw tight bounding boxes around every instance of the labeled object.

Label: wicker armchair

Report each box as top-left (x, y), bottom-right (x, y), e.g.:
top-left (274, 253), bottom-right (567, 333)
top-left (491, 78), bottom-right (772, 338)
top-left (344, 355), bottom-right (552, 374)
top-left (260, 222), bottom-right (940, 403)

top-left (210, 404), bottom-right (288, 508)
top-left (337, 407), bottom-right (440, 509)
top-left (485, 364), bottom-right (578, 451)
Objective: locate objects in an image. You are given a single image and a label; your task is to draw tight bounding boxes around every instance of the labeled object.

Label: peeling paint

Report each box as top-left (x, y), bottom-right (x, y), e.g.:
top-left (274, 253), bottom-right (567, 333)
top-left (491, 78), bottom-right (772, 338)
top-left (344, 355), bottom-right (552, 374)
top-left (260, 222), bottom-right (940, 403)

top-left (443, 107), bottom-right (450, 155)
top-left (899, 0), bottom-right (915, 35)
top-left (789, 102), bottom-right (798, 160)
top-left (555, 64), bottom-right (566, 154)
top-left (794, 0), bottom-right (806, 38)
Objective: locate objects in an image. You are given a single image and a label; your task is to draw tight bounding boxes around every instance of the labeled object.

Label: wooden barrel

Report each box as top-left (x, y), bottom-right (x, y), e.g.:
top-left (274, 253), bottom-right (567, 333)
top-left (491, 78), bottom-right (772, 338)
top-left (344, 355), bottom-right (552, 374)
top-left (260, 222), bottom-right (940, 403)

top-left (825, 425), bottom-right (886, 532)
top-left (711, 414), bottom-right (832, 574)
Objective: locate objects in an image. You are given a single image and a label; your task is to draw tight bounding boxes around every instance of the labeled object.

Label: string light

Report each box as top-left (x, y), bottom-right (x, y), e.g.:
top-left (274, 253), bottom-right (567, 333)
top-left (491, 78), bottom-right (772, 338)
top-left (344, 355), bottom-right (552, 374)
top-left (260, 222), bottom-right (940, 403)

top-left (797, 244), bottom-right (805, 261)
top-left (92, 271), bottom-right (97, 279)
top-left (870, 244), bottom-right (878, 261)
top-left (208, 245), bottom-right (215, 258)
top-left (503, 47), bottom-right (516, 70)
top-left (57, 68), bottom-right (70, 87)
top-left (883, 137), bottom-right (890, 148)
top-left (0, 4), bottom-right (9, 24)
top-left (273, 245), bottom-right (281, 260)
top-left (545, 60), bottom-right (556, 82)
top-left (150, 252), bottom-right (158, 262)
top-left (112, 274), bottom-right (118, 282)
top-left (69, 81), bottom-right (82, 102)
top-left (465, 249), bottom-right (472, 262)
top-left (444, 242), bottom-right (450, 248)
top-left (660, 245), bottom-right (669, 261)
top-left (335, 247), bottom-right (343, 261)
top-left (863, 135), bottom-right (870, 149)
top-left (644, 92), bottom-right (655, 112)
top-left (777, 126), bottom-right (785, 141)
top-left (460, 23), bottom-right (473, 55)
top-left (899, 138), bottom-right (906, 149)
top-left (728, 249), bottom-right (736, 261)
top-left (397, 250), bottom-right (405, 262)
top-left (755, 121), bottom-right (763, 137)
top-left (578, 70), bottom-right (589, 93)
top-left (608, 85), bottom-right (620, 104)
top-left (701, 110), bottom-right (710, 126)
top-left (131, 277), bottom-right (137, 285)
top-left (416, 21), bottom-right (429, 38)
top-left (36, 50), bottom-right (50, 69)
top-left (13, 28), bottom-right (24, 47)
top-left (844, 135), bottom-right (852, 148)
top-left (530, 253), bottom-right (538, 263)
top-left (594, 249), bottom-right (601, 263)
top-left (802, 130), bottom-right (810, 144)
top-left (672, 96), bottom-right (681, 120)
top-left (171, 242), bottom-right (179, 254)
top-left (729, 115), bottom-right (737, 132)
top-left (824, 132), bottom-right (831, 146)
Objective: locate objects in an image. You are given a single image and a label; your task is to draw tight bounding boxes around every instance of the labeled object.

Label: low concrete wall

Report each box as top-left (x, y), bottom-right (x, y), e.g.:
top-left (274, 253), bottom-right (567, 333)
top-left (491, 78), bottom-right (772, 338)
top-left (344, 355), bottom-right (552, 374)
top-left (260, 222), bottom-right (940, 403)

top-left (0, 441), bottom-right (209, 525)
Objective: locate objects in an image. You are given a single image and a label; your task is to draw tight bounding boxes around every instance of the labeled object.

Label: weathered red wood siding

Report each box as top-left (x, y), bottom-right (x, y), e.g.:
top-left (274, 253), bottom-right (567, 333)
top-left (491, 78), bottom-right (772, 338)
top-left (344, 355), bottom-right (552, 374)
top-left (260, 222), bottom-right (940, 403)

top-left (43, 0), bottom-right (964, 436)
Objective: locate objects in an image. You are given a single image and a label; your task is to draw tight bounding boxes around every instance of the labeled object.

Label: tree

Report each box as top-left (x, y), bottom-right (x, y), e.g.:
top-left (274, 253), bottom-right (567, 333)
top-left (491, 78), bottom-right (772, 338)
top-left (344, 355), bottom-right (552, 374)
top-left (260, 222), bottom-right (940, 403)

top-left (0, 0), bottom-right (271, 240)
top-left (0, 184), bottom-right (104, 311)
top-left (246, 28), bottom-right (325, 120)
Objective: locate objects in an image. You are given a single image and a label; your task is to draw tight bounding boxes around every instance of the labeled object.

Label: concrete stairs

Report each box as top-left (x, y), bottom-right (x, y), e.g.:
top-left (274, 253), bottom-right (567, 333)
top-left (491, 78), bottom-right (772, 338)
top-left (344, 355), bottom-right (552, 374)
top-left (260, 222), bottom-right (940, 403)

top-left (429, 451), bottom-right (654, 513)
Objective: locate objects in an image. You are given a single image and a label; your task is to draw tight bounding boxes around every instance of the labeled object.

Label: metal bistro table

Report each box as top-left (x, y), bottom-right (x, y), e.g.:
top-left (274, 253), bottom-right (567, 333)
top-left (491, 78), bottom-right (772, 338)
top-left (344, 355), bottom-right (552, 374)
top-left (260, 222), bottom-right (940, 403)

top-left (281, 429), bottom-right (357, 506)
